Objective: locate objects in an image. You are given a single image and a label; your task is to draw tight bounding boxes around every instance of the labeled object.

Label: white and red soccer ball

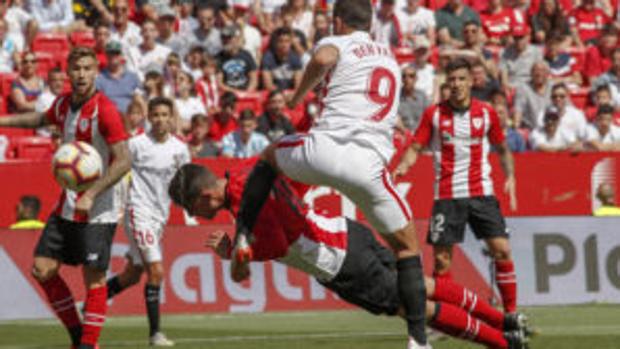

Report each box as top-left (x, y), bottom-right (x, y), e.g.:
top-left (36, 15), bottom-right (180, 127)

top-left (52, 141), bottom-right (102, 192)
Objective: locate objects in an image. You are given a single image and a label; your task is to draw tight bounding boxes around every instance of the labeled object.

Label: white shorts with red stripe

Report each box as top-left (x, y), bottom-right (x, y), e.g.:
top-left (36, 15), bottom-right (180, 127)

top-left (275, 133), bottom-right (412, 234)
top-left (124, 208), bottom-right (165, 265)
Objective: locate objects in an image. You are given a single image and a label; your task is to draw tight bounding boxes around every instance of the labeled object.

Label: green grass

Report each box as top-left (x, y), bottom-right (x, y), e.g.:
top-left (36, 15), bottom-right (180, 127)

top-left (1, 305), bottom-right (620, 348)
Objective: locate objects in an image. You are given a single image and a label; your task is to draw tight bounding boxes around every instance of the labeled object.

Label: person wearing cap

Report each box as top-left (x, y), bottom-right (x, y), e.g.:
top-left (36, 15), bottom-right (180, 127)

top-left (535, 82), bottom-right (587, 139)
top-left (126, 19), bottom-right (173, 82)
top-left (96, 40), bottom-right (142, 114)
top-left (371, 0), bottom-right (402, 47)
top-left (499, 23), bottom-right (543, 89)
top-left (435, 0), bottom-right (480, 47)
top-left (110, 0), bottom-right (143, 50)
top-left (513, 61), bottom-right (552, 129)
top-left (410, 36), bottom-right (435, 101)
top-left (398, 65), bottom-right (430, 132)
top-left (585, 104), bottom-right (620, 151)
top-left (156, 5), bottom-right (190, 58)
top-left (396, 0), bottom-right (436, 48)
top-left (261, 27), bottom-right (302, 91)
top-left (217, 24), bottom-right (258, 92)
top-left (189, 6), bottom-right (222, 57)
top-left (530, 106), bottom-right (580, 152)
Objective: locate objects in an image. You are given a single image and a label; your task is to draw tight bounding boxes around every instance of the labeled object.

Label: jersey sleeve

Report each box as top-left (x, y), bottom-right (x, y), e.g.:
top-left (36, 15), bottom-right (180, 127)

top-left (44, 95), bottom-right (64, 126)
top-left (412, 105), bottom-right (435, 146)
top-left (487, 105), bottom-right (506, 145)
top-left (98, 98), bottom-right (129, 144)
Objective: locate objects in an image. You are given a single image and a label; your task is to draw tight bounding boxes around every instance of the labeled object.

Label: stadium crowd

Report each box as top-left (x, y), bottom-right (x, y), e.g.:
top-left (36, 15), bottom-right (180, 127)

top-left (1, 0), bottom-right (620, 160)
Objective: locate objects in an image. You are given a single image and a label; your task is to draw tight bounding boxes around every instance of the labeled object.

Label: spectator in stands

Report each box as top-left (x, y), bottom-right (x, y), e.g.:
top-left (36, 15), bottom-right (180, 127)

top-left (530, 106), bottom-right (580, 152)
top-left (174, 71), bottom-right (207, 132)
top-left (217, 24), bottom-right (258, 92)
top-left (124, 98), bottom-right (146, 136)
top-left (480, 0), bottom-right (515, 46)
top-left (261, 27), bottom-right (302, 91)
top-left (544, 33), bottom-right (582, 88)
top-left (593, 182), bottom-right (620, 216)
top-left (177, 0), bottom-right (198, 37)
top-left (110, 0), bottom-right (142, 50)
top-left (493, 96), bottom-right (527, 152)
top-left (126, 20), bottom-right (173, 81)
top-left (500, 23), bottom-right (543, 90)
top-left (531, 0), bottom-right (570, 45)
top-left (93, 24), bottom-right (111, 69)
top-left (592, 48), bottom-right (620, 107)
top-left (157, 6), bottom-right (189, 58)
top-left (281, 0), bottom-right (313, 38)
top-left (9, 195), bottom-right (44, 230)
top-left (397, 0), bottom-right (436, 47)
top-left (398, 65), bottom-right (430, 132)
top-left (163, 52), bottom-right (182, 90)
top-left (569, 0), bottom-right (611, 48)
top-left (445, 20), bottom-right (497, 78)
top-left (308, 11), bottom-right (330, 47)
top-left (0, 0), bottom-right (37, 52)
top-left (96, 41), bottom-right (141, 115)
top-left (188, 113), bottom-right (219, 158)
top-left (29, 0), bottom-right (86, 33)
top-left (435, 0), bottom-right (480, 46)
top-left (185, 46), bottom-right (206, 80)
top-left (584, 26), bottom-right (617, 82)
top-left (190, 6), bottom-right (222, 57)
top-left (73, 0), bottom-right (113, 27)
top-left (410, 37), bottom-right (435, 100)
top-left (221, 109), bottom-right (270, 158)
top-left (137, 0), bottom-right (172, 22)
top-left (256, 89), bottom-right (295, 141)
top-left (35, 67), bottom-right (64, 113)
top-left (371, 0), bottom-right (401, 47)
top-left (277, 6), bottom-right (308, 57)
top-left (0, 17), bottom-right (18, 73)
top-left (142, 70), bottom-right (167, 101)
top-left (208, 91), bottom-right (238, 142)
top-left (586, 84), bottom-right (620, 123)
top-left (257, 0), bottom-right (286, 34)
top-left (585, 104), bottom-right (620, 151)
top-left (9, 51), bottom-right (43, 113)
top-left (514, 61), bottom-right (552, 129)
top-left (230, 1), bottom-right (262, 64)
top-left (196, 55), bottom-right (220, 114)
top-left (537, 83), bottom-right (588, 140)
top-left (471, 61), bottom-right (500, 102)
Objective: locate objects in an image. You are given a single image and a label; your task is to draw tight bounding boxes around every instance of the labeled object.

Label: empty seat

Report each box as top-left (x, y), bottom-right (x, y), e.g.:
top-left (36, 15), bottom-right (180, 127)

top-left (32, 33), bottom-right (71, 53)
top-left (11, 136), bottom-right (55, 160)
top-left (70, 31), bottom-right (96, 48)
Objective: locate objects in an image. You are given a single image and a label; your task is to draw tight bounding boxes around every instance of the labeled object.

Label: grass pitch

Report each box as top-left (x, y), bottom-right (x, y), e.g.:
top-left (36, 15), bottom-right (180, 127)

top-left (1, 305), bottom-right (619, 348)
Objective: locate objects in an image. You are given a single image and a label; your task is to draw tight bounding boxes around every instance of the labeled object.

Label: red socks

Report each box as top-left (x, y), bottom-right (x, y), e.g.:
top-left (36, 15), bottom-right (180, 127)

top-left (431, 302), bottom-right (508, 349)
top-left (40, 275), bottom-right (82, 344)
top-left (495, 260), bottom-right (517, 313)
top-left (431, 278), bottom-right (505, 330)
top-left (81, 286), bottom-right (108, 346)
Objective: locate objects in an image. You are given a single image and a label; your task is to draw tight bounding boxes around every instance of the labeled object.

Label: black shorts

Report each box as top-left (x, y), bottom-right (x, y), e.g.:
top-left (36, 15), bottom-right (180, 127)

top-left (320, 220), bottom-right (400, 316)
top-left (34, 215), bottom-right (117, 271)
top-left (426, 196), bottom-right (508, 246)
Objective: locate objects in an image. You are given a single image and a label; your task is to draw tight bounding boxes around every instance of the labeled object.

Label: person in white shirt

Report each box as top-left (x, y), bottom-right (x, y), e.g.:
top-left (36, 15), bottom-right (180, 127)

top-left (35, 67), bottom-right (65, 113)
top-left (110, 0), bottom-right (143, 50)
top-left (103, 97), bottom-right (190, 347)
top-left (126, 20), bottom-right (172, 81)
top-left (28, 0), bottom-right (87, 33)
top-left (0, 18), bottom-right (18, 73)
top-left (536, 83), bottom-right (588, 140)
top-left (371, 0), bottom-right (402, 47)
top-left (396, 0), bottom-right (435, 47)
top-left (1, 0), bottom-right (37, 51)
top-left (410, 37), bottom-right (435, 101)
top-left (530, 107), bottom-right (580, 152)
top-left (585, 104), bottom-right (620, 151)
top-left (230, 0), bottom-right (263, 63)
top-left (174, 71), bottom-right (207, 132)
top-left (221, 109), bottom-right (270, 158)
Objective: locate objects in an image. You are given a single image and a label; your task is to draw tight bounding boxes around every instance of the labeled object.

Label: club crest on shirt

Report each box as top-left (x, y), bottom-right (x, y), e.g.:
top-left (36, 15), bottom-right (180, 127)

top-left (441, 131), bottom-right (453, 142)
top-left (79, 119), bottom-right (90, 133)
top-left (472, 118), bottom-right (483, 130)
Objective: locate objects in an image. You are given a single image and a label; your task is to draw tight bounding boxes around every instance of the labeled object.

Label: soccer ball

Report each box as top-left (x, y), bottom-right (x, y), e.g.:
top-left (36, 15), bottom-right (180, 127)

top-left (52, 141), bottom-right (103, 192)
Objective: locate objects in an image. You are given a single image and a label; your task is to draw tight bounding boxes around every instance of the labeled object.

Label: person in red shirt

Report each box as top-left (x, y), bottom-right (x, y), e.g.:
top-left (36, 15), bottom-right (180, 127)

top-left (394, 58), bottom-right (519, 315)
top-left (168, 161), bottom-right (531, 349)
top-left (569, 0), bottom-right (611, 47)
top-left (584, 25), bottom-right (618, 81)
top-left (207, 91), bottom-right (238, 143)
top-left (480, 0), bottom-right (515, 46)
top-left (93, 24), bottom-right (110, 70)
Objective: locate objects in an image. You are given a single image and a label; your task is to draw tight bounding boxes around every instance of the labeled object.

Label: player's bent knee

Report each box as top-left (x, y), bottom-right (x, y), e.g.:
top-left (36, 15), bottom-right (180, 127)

top-left (146, 263), bottom-right (164, 285)
top-left (384, 222), bottom-right (420, 256)
top-left (31, 257), bottom-right (59, 283)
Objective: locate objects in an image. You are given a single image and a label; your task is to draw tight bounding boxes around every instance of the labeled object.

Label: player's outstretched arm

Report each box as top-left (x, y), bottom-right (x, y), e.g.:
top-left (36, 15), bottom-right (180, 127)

top-left (393, 142), bottom-right (422, 181)
top-left (0, 112), bottom-right (48, 129)
top-left (496, 141), bottom-right (517, 211)
top-left (75, 141), bottom-right (131, 214)
top-left (287, 44), bottom-right (339, 109)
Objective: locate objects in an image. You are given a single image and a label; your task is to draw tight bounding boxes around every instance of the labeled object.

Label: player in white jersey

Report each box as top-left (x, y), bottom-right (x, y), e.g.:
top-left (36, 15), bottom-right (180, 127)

top-left (0, 47), bottom-right (131, 349)
top-left (104, 97), bottom-right (190, 347)
top-left (229, 0), bottom-right (429, 347)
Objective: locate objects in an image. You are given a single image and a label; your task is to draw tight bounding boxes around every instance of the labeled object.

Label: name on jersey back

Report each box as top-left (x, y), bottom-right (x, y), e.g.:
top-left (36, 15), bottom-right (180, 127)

top-left (352, 43), bottom-right (394, 60)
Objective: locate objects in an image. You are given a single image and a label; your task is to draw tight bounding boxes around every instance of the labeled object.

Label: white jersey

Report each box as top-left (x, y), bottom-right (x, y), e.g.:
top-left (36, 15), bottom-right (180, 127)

top-left (127, 133), bottom-right (190, 226)
top-left (312, 31), bottom-right (402, 163)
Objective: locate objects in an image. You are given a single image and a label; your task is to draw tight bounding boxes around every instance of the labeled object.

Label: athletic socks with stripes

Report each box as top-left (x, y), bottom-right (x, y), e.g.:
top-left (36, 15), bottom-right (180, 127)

top-left (81, 285), bottom-right (107, 347)
top-left (40, 274), bottom-right (82, 346)
top-left (495, 259), bottom-right (517, 313)
top-left (145, 284), bottom-right (161, 337)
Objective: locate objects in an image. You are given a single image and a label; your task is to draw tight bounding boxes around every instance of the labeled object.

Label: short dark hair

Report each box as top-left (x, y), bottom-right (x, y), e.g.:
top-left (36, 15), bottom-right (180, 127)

top-left (67, 46), bottom-right (98, 67)
top-left (19, 195), bottom-right (41, 219)
top-left (445, 58), bottom-right (471, 74)
top-left (333, 0), bottom-right (372, 31)
top-left (272, 27), bottom-right (293, 41)
top-left (596, 84), bottom-right (612, 95)
top-left (268, 89), bottom-right (284, 100)
top-left (551, 82), bottom-right (568, 93)
top-left (168, 164), bottom-right (218, 211)
top-left (597, 104), bottom-right (615, 116)
top-left (148, 96), bottom-right (174, 114)
top-left (221, 91), bottom-right (237, 108)
top-left (463, 20), bottom-right (479, 29)
top-left (47, 67), bottom-right (64, 78)
top-left (239, 109), bottom-right (256, 121)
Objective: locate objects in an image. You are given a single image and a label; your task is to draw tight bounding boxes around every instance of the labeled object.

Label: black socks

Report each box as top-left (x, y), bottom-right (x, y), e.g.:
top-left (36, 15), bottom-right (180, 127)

top-left (397, 255), bottom-right (428, 345)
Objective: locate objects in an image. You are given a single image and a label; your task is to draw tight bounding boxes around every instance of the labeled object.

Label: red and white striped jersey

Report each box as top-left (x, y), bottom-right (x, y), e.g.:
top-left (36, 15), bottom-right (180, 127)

top-left (195, 75), bottom-right (219, 111)
top-left (414, 99), bottom-right (505, 200)
top-left (46, 92), bottom-right (129, 223)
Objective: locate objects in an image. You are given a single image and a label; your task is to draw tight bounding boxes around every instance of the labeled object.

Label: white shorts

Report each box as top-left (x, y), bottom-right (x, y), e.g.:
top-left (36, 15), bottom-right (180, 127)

top-left (275, 133), bottom-right (412, 234)
top-left (124, 208), bottom-right (164, 266)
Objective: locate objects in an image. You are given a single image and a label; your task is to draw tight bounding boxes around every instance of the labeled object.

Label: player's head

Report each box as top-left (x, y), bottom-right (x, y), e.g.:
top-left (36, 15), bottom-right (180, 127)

top-left (67, 47), bottom-right (98, 98)
top-left (16, 195), bottom-right (41, 221)
top-left (148, 97), bottom-right (174, 138)
top-left (169, 163), bottom-right (223, 218)
top-left (332, 0), bottom-right (373, 34)
top-left (445, 58), bottom-right (472, 105)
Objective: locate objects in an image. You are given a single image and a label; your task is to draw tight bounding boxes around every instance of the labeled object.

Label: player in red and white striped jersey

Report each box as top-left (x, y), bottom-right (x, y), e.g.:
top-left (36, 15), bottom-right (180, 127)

top-left (394, 58), bottom-right (519, 315)
top-left (168, 162), bottom-right (530, 349)
top-left (0, 47), bottom-right (131, 349)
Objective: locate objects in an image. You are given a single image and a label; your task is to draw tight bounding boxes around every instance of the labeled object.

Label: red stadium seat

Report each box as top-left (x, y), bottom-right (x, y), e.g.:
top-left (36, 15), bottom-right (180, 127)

top-left (235, 91), bottom-right (267, 115)
top-left (34, 52), bottom-right (59, 77)
top-left (10, 136), bottom-right (54, 160)
top-left (393, 47), bottom-right (415, 66)
top-left (0, 73), bottom-right (18, 114)
top-left (32, 33), bottom-right (71, 54)
top-left (70, 31), bottom-right (96, 48)
top-left (0, 127), bottom-right (36, 138)
top-left (570, 87), bottom-right (590, 110)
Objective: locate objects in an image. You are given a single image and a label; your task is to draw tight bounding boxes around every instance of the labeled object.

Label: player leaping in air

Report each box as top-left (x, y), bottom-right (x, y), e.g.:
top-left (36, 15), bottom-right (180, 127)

top-left (168, 162), bottom-right (530, 349)
top-left (228, 0), bottom-right (428, 347)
